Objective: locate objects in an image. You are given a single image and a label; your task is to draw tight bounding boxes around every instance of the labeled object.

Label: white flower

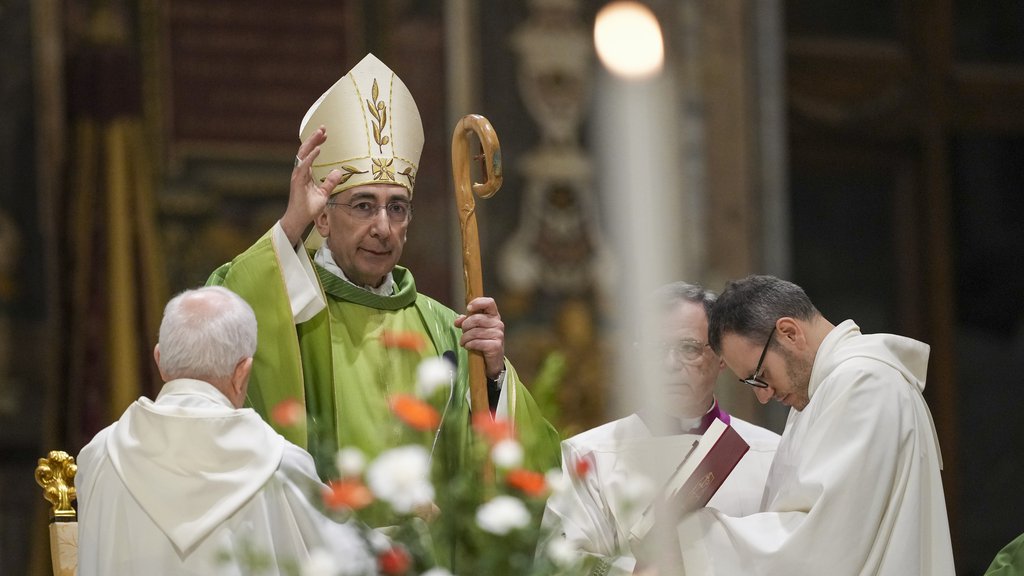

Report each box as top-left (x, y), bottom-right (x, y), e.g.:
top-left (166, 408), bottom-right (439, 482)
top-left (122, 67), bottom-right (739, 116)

top-left (545, 468), bottom-right (570, 494)
top-left (366, 445), bottom-right (435, 514)
top-left (475, 495), bottom-right (531, 535)
top-left (546, 537), bottom-right (581, 568)
top-left (421, 569), bottom-right (454, 576)
top-left (335, 532), bottom-right (377, 576)
top-left (416, 356), bottom-right (454, 397)
top-left (335, 447), bottom-right (366, 477)
top-left (490, 439), bottom-right (523, 469)
top-left (301, 525), bottom-right (376, 576)
top-left (366, 529), bottom-right (392, 553)
top-left (300, 549), bottom-right (339, 576)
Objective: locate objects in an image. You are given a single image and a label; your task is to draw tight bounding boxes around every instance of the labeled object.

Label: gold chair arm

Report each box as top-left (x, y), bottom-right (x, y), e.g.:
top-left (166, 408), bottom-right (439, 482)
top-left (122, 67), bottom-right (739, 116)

top-left (35, 450), bottom-right (77, 520)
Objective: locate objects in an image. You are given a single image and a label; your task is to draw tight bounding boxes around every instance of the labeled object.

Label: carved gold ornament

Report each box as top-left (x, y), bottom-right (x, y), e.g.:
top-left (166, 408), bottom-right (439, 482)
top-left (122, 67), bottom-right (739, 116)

top-left (35, 450), bottom-right (77, 519)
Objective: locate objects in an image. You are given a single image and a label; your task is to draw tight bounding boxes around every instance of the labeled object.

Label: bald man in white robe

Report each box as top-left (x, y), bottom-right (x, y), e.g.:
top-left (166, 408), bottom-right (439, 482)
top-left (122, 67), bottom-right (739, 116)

top-left (75, 287), bottom-right (375, 576)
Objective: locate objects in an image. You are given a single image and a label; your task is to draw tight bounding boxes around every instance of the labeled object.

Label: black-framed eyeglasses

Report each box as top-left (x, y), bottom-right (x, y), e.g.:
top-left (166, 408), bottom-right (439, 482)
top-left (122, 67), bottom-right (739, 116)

top-left (739, 325), bottom-right (776, 388)
top-left (327, 199), bottom-right (413, 223)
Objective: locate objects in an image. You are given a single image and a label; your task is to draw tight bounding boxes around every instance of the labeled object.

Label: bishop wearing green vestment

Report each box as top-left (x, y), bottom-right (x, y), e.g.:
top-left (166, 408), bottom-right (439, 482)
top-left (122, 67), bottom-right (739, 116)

top-left (207, 54), bottom-right (560, 527)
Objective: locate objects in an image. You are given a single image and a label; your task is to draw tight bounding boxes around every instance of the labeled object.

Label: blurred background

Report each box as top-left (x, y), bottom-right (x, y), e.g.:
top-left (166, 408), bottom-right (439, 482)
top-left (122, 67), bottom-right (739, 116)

top-left (3, 0), bottom-right (1023, 573)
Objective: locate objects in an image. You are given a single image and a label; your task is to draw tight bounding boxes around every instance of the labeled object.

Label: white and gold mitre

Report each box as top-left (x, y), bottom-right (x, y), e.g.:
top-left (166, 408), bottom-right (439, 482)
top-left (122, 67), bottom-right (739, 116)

top-left (300, 53), bottom-right (424, 196)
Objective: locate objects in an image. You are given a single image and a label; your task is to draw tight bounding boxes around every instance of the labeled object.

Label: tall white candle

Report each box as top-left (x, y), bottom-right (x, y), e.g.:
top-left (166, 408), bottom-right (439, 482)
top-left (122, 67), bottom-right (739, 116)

top-left (594, 2), bottom-right (688, 570)
top-left (594, 0), bottom-right (685, 431)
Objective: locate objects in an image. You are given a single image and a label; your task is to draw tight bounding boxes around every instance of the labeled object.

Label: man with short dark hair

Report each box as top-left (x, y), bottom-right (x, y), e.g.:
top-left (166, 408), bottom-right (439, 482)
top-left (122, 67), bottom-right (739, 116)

top-left (673, 274), bottom-right (954, 575)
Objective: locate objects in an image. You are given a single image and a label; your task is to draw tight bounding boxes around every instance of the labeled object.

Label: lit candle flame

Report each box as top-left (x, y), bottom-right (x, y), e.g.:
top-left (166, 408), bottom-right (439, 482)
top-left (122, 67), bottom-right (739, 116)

top-left (594, 1), bottom-right (665, 79)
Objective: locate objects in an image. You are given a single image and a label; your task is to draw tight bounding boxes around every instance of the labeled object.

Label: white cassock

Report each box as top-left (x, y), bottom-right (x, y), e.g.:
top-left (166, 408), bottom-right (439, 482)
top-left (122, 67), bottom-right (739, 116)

top-left (75, 378), bottom-right (375, 576)
top-left (540, 406), bottom-right (780, 575)
top-left (677, 320), bottom-right (956, 575)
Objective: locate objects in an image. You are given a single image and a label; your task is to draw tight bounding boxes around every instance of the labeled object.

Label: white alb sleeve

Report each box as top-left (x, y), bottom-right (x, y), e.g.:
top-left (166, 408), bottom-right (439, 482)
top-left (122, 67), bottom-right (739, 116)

top-left (271, 222), bottom-right (326, 323)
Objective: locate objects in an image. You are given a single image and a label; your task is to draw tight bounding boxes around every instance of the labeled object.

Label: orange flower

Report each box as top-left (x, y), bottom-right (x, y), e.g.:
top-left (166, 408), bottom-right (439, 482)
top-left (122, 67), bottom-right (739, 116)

top-left (506, 469), bottom-right (548, 497)
top-left (389, 394), bottom-right (441, 431)
top-left (323, 479), bottom-right (373, 511)
top-left (378, 545), bottom-right (412, 575)
top-left (270, 398), bottom-right (303, 428)
top-left (380, 330), bottom-right (426, 352)
top-left (574, 455), bottom-right (592, 479)
top-left (472, 413), bottom-right (515, 444)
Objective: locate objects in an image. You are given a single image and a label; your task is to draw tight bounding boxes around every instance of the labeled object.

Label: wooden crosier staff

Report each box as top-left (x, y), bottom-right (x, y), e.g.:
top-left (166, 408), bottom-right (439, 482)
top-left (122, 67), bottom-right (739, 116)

top-left (451, 114), bottom-right (503, 420)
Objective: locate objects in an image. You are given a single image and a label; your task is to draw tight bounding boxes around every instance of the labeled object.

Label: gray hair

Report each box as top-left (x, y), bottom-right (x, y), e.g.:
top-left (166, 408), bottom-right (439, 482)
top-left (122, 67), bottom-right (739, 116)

top-left (707, 274), bottom-right (818, 354)
top-left (636, 282), bottom-right (716, 343)
top-left (157, 286), bottom-right (257, 380)
top-left (653, 281), bottom-right (717, 319)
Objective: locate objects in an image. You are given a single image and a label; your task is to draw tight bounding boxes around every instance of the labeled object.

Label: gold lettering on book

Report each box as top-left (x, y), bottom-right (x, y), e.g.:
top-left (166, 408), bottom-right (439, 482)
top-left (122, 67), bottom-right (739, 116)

top-left (687, 472), bottom-right (715, 501)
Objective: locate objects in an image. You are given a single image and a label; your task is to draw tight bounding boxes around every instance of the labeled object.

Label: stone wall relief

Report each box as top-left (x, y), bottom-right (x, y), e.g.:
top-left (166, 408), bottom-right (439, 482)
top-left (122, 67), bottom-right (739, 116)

top-left (501, 0), bottom-right (616, 429)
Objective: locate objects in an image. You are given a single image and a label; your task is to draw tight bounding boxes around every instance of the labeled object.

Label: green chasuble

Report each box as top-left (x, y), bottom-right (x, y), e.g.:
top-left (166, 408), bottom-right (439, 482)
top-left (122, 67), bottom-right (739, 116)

top-left (987, 533), bottom-right (1024, 576)
top-left (207, 226), bottom-right (560, 500)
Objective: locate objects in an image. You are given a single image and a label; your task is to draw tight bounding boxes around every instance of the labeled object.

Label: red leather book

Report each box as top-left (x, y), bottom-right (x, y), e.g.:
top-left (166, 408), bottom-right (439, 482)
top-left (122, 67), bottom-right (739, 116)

top-left (630, 418), bottom-right (749, 541)
top-left (666, 418), bottom-right (749, 513)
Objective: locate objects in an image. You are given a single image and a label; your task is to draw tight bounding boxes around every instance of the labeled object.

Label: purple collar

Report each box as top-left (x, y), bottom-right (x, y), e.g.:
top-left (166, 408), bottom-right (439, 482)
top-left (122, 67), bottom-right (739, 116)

top-left (688, 397), bottom-right (730, 434)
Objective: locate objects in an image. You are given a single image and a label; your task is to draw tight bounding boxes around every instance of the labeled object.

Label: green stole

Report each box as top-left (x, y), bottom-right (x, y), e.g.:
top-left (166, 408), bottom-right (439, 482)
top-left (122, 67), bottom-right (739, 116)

top-left (208, 229), bottom-right (557, 472)
top-left (298, 264), bottom-right (470, 480)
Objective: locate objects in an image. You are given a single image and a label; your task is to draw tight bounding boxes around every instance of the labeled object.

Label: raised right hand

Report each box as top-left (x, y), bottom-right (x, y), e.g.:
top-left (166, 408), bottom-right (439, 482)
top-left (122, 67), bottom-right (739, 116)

top-left (279, 125), bottom-right (344, 246)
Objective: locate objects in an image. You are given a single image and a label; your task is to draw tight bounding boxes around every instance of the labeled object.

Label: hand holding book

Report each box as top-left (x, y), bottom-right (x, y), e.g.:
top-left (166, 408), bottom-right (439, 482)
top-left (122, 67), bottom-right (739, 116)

top-left (629, 418), bottom-right (749, 544)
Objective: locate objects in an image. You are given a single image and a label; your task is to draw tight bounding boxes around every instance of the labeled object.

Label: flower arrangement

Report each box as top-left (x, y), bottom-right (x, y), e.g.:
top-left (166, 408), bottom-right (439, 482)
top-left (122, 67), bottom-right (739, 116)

top-left (265, 332), bottom-right (588, 576)
top-left (310, 401), bottom-right (576, 575)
